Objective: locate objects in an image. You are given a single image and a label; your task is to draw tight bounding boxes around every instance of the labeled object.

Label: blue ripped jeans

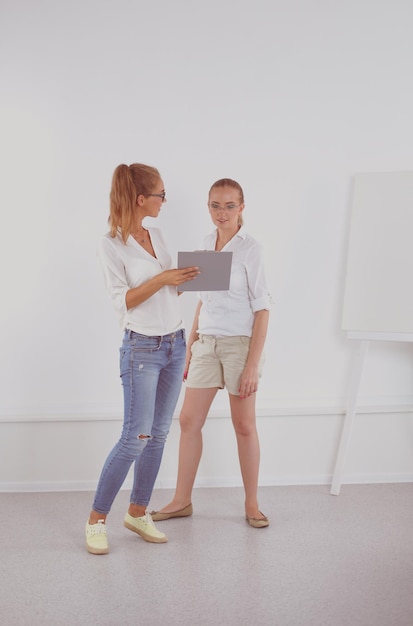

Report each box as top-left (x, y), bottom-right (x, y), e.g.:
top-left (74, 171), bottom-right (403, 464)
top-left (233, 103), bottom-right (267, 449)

top-left (93, 329), bottom-right (186, 514)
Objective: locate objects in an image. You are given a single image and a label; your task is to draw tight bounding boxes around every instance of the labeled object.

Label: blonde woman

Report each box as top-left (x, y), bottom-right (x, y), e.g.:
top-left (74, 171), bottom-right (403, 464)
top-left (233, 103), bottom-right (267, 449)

top-left (86, 163), bottom-right (198, 554)
top-left (153, 178), bottom-right (271, 528)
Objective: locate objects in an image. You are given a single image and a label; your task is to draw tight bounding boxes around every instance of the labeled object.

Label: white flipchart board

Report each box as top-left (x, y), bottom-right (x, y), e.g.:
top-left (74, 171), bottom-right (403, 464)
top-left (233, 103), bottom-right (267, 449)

top-left (342, 171), bottom-right (413, 335)
top-left (333, 171), bottom-right (413, 495)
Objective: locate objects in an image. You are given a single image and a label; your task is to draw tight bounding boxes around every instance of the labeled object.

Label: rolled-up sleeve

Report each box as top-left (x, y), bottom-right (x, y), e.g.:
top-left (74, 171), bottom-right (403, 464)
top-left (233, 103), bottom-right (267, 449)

top-left (246, 244), bottom-right (272, 312)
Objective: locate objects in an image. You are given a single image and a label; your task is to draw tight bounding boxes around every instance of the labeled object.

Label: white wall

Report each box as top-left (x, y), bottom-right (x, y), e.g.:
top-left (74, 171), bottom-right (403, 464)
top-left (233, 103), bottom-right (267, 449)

top-left (1, 0), bottom-right (413, 492)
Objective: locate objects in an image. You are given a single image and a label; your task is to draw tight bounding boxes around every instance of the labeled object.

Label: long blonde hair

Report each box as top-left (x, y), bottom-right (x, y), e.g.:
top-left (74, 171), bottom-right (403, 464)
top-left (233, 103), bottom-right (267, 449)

top-left (209, 178), bottom-right (244, 226)
top-left (109, 163), bottom-right (161, 243)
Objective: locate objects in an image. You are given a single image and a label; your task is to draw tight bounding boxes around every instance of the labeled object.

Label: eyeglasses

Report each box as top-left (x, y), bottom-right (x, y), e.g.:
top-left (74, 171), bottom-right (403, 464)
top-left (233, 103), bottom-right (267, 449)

top-left (208, 202), bottom-right (240, 211)
top-left (146, 192), bottom-right (166, 201)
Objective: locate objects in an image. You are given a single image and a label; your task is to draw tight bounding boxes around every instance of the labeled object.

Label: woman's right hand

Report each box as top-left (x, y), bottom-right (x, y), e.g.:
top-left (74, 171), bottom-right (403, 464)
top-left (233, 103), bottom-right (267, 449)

top-left (126, 267), bottom-right (200, 311)
top-left (183, 348), bottom-right (192, 381)
top-left (161, 266), bottom-right (199, 287)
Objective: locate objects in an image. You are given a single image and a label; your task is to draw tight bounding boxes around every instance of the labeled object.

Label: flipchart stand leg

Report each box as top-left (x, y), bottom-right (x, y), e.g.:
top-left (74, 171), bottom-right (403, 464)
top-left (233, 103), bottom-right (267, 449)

top-left (330, 340), bottom-right (370, 495)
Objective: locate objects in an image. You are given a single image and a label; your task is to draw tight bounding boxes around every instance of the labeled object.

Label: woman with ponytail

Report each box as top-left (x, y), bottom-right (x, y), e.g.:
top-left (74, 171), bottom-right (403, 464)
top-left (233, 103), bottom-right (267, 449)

top-left (85, 163), bottom-right (199, 555)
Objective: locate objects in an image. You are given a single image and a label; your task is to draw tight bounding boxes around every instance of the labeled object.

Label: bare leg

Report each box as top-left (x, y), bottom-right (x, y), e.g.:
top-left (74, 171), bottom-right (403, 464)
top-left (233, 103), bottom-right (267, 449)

top-left (127, 503), bottom-right (147, 517)
top-left (158, 387), bottom-right (218, 513)
top-left (229, 393), bottom-right (265, 520)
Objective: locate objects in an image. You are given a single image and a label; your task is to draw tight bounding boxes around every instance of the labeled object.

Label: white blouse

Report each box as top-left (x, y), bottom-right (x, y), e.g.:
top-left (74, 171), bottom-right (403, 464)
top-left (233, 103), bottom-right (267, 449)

top-left (197, 227), bottom-right (271, 337)
top-left (98, 228), bottom-right (183, 336)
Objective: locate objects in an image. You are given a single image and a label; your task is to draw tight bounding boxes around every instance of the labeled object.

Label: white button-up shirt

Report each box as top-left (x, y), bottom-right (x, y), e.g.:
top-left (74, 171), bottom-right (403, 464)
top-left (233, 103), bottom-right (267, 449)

top-left (98, 228), bottom-right (184, 335)
top-left (197, 227), bottom-right (271, 337)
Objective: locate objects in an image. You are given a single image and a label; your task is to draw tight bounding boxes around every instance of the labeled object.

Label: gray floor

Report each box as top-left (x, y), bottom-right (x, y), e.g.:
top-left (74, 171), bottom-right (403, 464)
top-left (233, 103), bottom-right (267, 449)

top-left (1, 484), bottom-right (412, 626)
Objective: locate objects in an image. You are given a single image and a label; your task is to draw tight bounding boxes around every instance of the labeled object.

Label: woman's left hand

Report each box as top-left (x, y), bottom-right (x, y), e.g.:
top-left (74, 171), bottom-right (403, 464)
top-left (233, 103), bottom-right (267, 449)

top-left (238, 366), bottom-right (259, 399)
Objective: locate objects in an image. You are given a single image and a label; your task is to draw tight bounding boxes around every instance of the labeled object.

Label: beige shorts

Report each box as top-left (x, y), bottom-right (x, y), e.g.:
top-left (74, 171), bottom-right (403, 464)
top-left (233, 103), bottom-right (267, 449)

top-left (185, 334), bottom-right (265, 396)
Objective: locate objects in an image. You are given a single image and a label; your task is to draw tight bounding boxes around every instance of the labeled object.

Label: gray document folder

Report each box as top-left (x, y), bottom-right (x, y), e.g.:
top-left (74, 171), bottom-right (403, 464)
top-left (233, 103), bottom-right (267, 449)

top-left (177, 250), bottom-right (233, 291)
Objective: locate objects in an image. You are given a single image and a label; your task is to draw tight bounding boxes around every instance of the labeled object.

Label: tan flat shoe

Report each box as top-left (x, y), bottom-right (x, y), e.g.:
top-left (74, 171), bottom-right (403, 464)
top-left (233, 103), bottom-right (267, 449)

top-left (246, 512), bottom-right (269, 528)
top-left (150, 503), bottom-right (193, 521)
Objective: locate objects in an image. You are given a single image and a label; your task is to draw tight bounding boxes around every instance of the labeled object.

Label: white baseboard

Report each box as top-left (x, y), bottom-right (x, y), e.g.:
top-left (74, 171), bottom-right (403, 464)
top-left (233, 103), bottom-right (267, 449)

top-left (1, 473), bottom-right (412, 493)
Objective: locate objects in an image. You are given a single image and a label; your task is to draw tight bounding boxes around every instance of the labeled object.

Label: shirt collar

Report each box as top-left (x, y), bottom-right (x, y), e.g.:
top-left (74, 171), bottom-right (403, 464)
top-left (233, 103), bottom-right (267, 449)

top-left (236, 225), bottom-right (247, 239)
top-left (213, 225), bottom-right (246, 242)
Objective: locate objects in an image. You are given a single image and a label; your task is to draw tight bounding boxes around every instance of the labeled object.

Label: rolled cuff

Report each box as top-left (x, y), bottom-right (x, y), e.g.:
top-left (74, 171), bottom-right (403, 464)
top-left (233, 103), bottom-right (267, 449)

top-left (251, 293), bottom-right (272, 313)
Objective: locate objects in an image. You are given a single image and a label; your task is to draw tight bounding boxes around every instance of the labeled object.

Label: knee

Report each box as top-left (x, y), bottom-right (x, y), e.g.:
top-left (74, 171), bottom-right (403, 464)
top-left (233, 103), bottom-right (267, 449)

top-left (233, 421), bottom-right (257, 438)
top-left (120, 433), bottom-right (150, 458)
top-left (179, 411), bottom-right (191, 431)
top-left (147, 432), bottom-right (168, 447)
top-left (179, 410), bottom-right (201, 434)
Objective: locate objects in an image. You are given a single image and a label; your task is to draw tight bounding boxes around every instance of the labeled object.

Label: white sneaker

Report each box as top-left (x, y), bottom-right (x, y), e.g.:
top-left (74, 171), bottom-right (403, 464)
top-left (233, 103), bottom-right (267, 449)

top-left (124, 511), bottom-right (168, 543)
top-left (85, 519), bottom-right (109, 554)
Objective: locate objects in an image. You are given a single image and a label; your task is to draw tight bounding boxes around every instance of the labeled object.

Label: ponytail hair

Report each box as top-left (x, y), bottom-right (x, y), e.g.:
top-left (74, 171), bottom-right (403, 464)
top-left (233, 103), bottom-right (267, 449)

top-left (209, 178), bottom-right (245, 226)
top-left (109, 163), bottom-right (161, 243)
